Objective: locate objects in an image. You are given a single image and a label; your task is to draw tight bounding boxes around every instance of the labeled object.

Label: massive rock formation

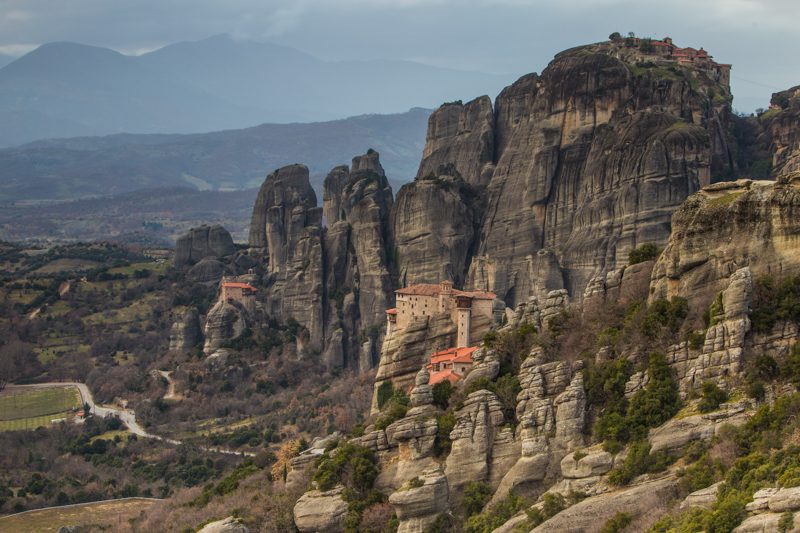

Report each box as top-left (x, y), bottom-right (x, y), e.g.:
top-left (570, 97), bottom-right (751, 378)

top-left (248, 164), bottom-right (325, 353)
top-left (767, 86), bottom-right (800, 175)
top-left (322, 150), bottom-right (394, 369)
top-left (174, 224), bottom-right (236, 267)
top-left (203, 300), bottom-right (248, 354)
top-left (394, 38), bottom-right (737, 307)
top-left (416, 97), bottom-right (495, 188)
top-left (392, 175), bottom-right (482, 288)
top-left (650, 176), bottom-right (800, 315)
top-left (246, 152), bottom-right (396, 369)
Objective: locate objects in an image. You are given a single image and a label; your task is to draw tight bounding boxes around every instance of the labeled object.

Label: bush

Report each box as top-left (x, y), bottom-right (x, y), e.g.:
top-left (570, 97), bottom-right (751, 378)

top-left (434, 412), bottom-right (456, 457)
top-left (463, 491), bottom-right (526, 533)
top-left (751, 276), bottom-right (800, 333)
top-left (374, 389), bottom-right (410, 430)
top-left (698, 382), bottom-right (728, 413)
top-left (601, 512), bottom-right (633, 533)
top-left (313, 442), bottom-right (379, 493)
top-left (608, 441), bottom-right (674, 486)
top-left (625, 353), bottom-right (681, 440)
top-left (432, 380), bottom-right (454, 410)
top-left (781, 343), bottom-right (800, 387)
top-left (376, 381), bottom-right (394, 410)
top-left (628, 243), bottom-right (660, 265)
top-left (463, 481), bottom-right (492, 516)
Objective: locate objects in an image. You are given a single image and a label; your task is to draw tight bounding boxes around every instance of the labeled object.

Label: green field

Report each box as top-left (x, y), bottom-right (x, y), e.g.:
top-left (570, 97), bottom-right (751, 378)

top-left (0, 387), bottom-right (82, 431)
top-left (0, 497), bottom-right (158, 532)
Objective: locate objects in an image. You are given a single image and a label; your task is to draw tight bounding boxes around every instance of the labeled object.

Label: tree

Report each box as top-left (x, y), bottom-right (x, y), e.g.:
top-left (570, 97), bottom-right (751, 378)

top-left (609, 32), bottom-right (622, 41)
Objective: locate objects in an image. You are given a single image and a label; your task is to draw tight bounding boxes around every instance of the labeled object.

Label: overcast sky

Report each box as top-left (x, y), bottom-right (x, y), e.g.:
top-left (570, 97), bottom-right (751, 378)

top-left (1, 0), bottom-right (797, 113)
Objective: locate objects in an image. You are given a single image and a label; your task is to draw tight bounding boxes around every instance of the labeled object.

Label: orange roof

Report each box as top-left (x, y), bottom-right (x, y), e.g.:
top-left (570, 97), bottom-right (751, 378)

top-left (396, 283), bottom-right (495, 300)
top-left (429, 346), bottom-right (478, 365)
top-left (386, 308), bottom-right (397, 315)
top-left (429, 369), bottom-right (461, 386)
top-left (223, 282), bottom-right (257, 291)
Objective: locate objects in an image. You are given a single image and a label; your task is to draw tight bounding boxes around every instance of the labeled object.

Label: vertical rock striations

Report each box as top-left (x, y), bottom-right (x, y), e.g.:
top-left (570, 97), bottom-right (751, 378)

top-left (249, 164), bottom-right (325, 352)
top-left (322, 150), bottom-right (395, 370)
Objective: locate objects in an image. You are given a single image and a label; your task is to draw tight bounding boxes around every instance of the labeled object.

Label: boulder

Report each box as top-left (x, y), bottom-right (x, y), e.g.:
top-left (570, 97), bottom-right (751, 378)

top-left (203, 300), bottom-right (247, 355)
top-left (174, 224), bottom-right (235, 267)
top-left (746, 487), bottom-right (780, 512)
top-left (734, 512), bottom-right (800, 533)
top-left (187, 258), bottom-right (226, 283)
top-left (196, 517), bottom-right (250, 533)
top-left (389, 466), bottom-right (450, 533)
top-left (560, 448), bottom-right (613, 479)
top-left (769, 487), bottom-right (800, 512)
top-left (169, 308), bottom-right (202, 352)
top-left (293, 486), bottom-right (349, 533)
top-left (530, 477), bottom-right (679, 532)
top-left (680, 481), bottom-right (723, 510)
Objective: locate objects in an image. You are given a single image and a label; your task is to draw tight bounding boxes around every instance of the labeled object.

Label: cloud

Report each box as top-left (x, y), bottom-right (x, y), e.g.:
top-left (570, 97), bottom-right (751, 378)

top-left (0, 43), bottom-right (38, 56)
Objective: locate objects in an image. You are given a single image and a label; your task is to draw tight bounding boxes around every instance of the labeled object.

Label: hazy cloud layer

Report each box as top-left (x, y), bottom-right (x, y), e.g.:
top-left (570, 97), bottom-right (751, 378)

top-left (1, 0), bottom-right (796, 111)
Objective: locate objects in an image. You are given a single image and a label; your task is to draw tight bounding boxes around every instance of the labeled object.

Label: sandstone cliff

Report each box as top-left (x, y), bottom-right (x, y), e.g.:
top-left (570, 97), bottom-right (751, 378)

top-left (248, 164), bottom-right (325, 353)
top-left (394, 39), bottom-right (737, 307)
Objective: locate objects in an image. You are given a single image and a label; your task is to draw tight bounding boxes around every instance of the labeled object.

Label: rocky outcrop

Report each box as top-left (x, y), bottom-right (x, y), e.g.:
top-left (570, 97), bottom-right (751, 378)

top-left (648, 401), bottom-right (751, 452)
top-left (767, 86), bottom-right (800, 175)
top-left (322, 150), bottom-right (394, 370)
top-left (445, 389), bottom-right (506, 490)
top-left (169, 308), bottom-right (202, 352)
top-left (492, 351), bottom-right (586, 498)
top-left (392, 174), bottom-right (481, 288)
top-left (734, 512), bottom-right (800, 533)
top-left (650, 177), bottom-right (800, 317)
top-left (680, 481), bottom-right (723, 510)
top-left (248, 164), bottom-right (325, 353)
top-left (186, 258), bottom-right (226, 284)
top-left (389, 466), bottom-right (450, 533)
top-left (196, 517), bottom-right (250, 533)
top-left (202, 300), bottom-right (248, 355)
top-left (416, 97), bottom-right (495, 188)
top-left (174, 224), bottom-right (235, 267)
top-left (293, 486), bottom-right (349, 533)
top-left (530, 477), bottom-right (679, 532)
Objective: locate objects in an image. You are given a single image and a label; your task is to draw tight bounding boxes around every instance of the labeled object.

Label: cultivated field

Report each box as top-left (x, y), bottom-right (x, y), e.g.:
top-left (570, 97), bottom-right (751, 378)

top-left (0, 387), bottom-right (82, 431)
top-left (0, 497), bottom-right (159, 532)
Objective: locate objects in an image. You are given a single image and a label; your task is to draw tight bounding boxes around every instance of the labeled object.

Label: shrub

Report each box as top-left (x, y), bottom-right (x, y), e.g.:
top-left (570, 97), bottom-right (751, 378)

top-left (434, 412), bottom-right (456, 457)
top-left (698, 382), bottom-right (728, 413)
top-left (687, 330), bottom-right (706, 350)
top-left (376, 381), bottom-right (394, 410)
top-left (374, 389), bottom-right (410, 430)
top-left (432, 380), bottom-right (454, 410)
top-left (779, 511), bottom-right (795, 533)
top-left (781, 343), bottom-right (800, 387)
top-left (608, 441), bottom-right (674, 486)
top-left (751, 275), bottom-right (800, 333)
top-left (601, 511), bottom-right (633, 533)
top-left (625, 353), bottom-right (681, 440)
top-left (313, 442), bottom-right (379, 493)
top-left (629, 243), bottom-right (660, 265)
top-left (463, 491), bottom-right (526, 533)
top-left (463, 481), bottom-right (492, 516)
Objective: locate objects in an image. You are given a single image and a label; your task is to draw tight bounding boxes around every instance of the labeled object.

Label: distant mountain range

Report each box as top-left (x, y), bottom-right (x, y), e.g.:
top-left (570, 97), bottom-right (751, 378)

top-left (0, 34), bottom-right (509, 147)
top-left (0, 107), bottom-right (431, 203)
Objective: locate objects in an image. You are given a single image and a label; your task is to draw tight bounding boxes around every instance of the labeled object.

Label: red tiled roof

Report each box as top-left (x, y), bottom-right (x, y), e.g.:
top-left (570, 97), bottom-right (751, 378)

top-left (429, 369), bottom-right (461, 386)
top-left (396, 283), bottom-right (495, 300)
top-left (223, 282), bottom-right (257, 291)
top-left (386, 308), bottom-right (397, 315)
top-left (429, 346), bottom-right (478, 365)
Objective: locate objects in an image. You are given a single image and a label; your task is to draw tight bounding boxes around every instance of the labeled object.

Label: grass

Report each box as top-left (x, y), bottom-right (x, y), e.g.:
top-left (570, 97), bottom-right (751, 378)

top-left (0, 387), bottom-right (82, 431)
top-left (90, 429), bottom-right (131, 443)
top-left (0, 497), bottom-right (159, 532)
top-left (32, 258), bottom-right (101, 274)
top-left (106, 261), bottom-right (168, 277)
top-left (708, 190), bottom-right (745, 208)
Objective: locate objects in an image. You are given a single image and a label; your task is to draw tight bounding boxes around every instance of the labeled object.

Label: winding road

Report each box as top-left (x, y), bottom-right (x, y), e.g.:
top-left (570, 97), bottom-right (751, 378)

top-left (6, 382), bottom-right (252, 456)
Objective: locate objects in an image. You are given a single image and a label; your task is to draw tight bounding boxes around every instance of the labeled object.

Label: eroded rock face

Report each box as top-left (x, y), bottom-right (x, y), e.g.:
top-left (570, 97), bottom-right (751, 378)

top-left (767, 86), bottom-right (800, 175)
top-left (445, 389), bottom-right (505, 490)
top-left (248, 164), bottom-right (325, 352)
top-left (169, 308), bottom-right (202, 352)
top-left (175, 224), bottom-right (236, 267)
top-left (648, 401), bottom-right (751, 452)
top-left (734, 512), bottom-right (800, 533)
top-left (416, 96), bottom-right (495, 188)
top-left (203, 300), bottom-right (247, 355)
top-left (392, 175), bottom-right (481, 288)
top-left (531, 477), bottom-right (679, 532)
top-left (650, 177), bottom-right (800, 317)
top-left (322, 151), bottom-right (394, 370)
top-left (186, 258), bottom-right (226, 284)
top-left (293, 486), bottom-right (349, 533)
top-left (389, 466), bottom-right (450, 533)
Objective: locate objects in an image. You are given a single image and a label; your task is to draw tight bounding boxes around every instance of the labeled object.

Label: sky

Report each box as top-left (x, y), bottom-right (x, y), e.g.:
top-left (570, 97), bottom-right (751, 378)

top-left (1, 0), bottom-right (798, 113)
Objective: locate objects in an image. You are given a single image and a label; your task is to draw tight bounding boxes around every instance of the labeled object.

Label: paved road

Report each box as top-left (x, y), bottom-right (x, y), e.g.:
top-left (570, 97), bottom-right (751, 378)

top-left (5, 382), bottom-right (253, 456)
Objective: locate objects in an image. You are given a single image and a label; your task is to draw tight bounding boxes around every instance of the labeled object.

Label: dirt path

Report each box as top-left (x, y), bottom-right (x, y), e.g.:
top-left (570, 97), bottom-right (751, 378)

top-left (6, 382), bottom-right (253, 456)
top-left (158, 370), bottom-right (182, 401)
